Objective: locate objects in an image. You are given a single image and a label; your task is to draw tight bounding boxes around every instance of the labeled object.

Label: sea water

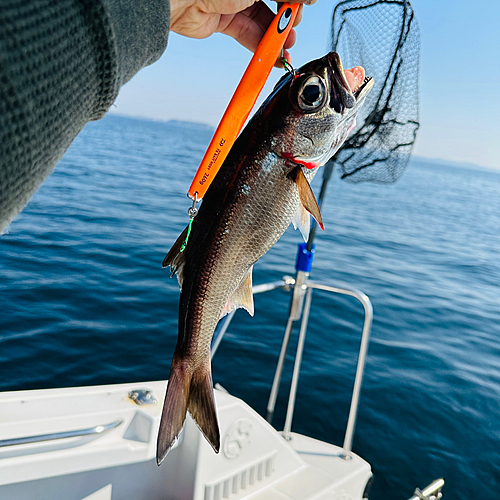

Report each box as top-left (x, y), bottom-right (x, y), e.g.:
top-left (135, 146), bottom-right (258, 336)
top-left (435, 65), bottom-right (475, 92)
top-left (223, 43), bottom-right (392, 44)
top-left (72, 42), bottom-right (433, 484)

top-left (1, 115), bottom-right (499, 499)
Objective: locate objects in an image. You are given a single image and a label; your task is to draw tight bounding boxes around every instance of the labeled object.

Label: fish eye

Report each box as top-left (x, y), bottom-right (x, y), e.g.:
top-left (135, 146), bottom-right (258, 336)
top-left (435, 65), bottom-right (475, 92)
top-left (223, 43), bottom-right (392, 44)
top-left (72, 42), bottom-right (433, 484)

top-left (298, 76), bottom-right (326, 111)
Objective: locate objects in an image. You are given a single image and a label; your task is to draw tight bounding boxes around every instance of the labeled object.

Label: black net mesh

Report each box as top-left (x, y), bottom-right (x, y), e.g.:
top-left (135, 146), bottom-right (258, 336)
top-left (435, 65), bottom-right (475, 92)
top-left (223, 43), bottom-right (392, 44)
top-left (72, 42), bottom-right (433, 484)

top-left (330, 0), bottom-right (420, 184)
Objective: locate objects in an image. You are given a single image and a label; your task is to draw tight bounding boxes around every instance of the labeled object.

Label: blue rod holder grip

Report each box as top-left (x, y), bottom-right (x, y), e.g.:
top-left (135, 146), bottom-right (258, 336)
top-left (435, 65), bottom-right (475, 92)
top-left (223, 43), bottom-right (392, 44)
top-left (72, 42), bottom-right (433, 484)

top-left (295, 243), bottom-right (315, 273)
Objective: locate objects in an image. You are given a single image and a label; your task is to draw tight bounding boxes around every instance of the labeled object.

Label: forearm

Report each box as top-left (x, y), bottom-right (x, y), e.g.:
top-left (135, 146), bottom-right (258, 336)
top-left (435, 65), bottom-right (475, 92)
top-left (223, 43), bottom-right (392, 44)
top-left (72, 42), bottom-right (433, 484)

top-left (0, 0), bottom-right (170, 232)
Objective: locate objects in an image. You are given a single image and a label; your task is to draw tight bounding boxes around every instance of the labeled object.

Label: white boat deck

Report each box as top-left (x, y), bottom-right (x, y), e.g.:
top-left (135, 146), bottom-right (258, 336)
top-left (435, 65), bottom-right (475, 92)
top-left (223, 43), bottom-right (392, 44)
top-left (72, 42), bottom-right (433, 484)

top-left (0, 380), bottom-right (372, 500)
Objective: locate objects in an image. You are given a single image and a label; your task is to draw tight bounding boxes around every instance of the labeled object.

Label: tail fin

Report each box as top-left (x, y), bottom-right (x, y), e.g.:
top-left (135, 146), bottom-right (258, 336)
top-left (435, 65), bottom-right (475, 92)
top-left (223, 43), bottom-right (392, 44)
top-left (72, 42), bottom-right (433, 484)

top-left (156, 359), bottom-right (220, 465)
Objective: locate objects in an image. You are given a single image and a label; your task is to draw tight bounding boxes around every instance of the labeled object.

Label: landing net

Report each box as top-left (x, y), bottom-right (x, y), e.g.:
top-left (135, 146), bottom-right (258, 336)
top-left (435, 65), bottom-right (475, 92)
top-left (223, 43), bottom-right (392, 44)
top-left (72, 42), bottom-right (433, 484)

top-left (330, 0), bottom-right (420, 184)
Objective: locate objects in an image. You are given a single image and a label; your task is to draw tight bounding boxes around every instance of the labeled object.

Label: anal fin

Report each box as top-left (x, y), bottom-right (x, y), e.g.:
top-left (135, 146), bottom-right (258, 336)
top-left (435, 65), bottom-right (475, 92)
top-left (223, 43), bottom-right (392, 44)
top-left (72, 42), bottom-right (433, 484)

top-left (219, 266), bottom-right (254, 320)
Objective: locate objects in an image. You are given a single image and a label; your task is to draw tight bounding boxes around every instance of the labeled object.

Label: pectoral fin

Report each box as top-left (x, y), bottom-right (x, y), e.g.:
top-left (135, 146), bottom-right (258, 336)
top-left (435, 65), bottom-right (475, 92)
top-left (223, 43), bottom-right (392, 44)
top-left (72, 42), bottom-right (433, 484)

top-left (292, 204), bottom-right (311, 242)
top-left (162, 226), bottom-right (189, 289)
top-left (290, 167), bottom-right (324, 231)
top-left (219, 266), bottom-right (254, 319)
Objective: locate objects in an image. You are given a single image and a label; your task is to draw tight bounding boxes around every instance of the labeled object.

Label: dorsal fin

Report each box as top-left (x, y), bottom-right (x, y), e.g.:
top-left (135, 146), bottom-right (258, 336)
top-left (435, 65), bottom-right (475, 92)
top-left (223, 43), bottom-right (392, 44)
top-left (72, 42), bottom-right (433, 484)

top-left (162, 225), bottom-right (189, 289)
top-left (219, 266), bottom-right (254, 319)
top-left (289, 167), bottom-right (324, 231)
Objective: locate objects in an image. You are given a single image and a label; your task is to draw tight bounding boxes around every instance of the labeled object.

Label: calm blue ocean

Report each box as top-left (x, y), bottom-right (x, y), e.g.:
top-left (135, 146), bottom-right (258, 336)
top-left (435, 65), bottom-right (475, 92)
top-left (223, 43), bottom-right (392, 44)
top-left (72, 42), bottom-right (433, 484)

top-left (1, 115), bottom-right (499, 499)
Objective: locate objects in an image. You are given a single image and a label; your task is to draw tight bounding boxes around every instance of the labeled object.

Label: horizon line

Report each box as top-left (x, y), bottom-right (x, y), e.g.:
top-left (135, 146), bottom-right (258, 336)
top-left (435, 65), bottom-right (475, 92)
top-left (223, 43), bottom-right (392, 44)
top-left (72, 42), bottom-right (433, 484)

top-left (106, 111), bottom-right (500, 173)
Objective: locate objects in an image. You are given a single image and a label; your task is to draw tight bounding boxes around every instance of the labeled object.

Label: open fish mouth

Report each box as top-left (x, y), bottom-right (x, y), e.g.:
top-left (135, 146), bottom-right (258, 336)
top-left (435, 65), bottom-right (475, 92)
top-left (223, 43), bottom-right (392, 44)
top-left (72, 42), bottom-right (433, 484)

top-left (327, 52), bottom-right (374, 109)
top-left (349, 73), bottom-right (374, 100)
top-left (350, 73), bottom-right (374, 102)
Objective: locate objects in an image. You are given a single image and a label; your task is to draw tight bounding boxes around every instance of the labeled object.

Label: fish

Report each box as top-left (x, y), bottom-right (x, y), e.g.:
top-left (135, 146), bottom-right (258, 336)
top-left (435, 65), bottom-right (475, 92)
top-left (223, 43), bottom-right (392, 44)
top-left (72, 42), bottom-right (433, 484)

top-left (157, 52), bottom-right (374, 464)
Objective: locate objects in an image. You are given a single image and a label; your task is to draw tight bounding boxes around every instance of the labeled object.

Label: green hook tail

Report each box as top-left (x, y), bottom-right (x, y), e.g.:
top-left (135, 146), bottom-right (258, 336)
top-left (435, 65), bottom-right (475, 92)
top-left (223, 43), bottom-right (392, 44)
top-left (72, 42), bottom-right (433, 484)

top-left (180, 218), bottom-right (193, 253)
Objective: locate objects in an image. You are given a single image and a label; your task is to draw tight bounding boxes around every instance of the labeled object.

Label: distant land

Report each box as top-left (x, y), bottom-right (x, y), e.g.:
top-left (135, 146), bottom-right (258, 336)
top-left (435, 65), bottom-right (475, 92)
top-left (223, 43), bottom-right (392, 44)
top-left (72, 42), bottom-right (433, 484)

top-left (162, 119), bottom-right (214, 132)
top-left (106, 113), bottom-right (499, 174)
top-left (410, 155), bottom-right (500, 174)
top-left (107, 113), bottom-right (214, 133)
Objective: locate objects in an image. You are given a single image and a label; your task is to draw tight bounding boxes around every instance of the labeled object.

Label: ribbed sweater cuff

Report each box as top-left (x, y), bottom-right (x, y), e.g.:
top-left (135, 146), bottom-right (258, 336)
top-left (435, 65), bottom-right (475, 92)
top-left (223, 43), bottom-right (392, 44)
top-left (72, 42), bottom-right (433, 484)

top-left (104, 0), bottom-right (170, 88)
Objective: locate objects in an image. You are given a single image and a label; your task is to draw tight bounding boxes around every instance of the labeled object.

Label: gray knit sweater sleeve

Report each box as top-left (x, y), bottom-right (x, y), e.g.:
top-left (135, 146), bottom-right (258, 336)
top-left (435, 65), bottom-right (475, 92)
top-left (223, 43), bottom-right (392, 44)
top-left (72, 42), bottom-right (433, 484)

top-left (0, 0), bottom-right (170, 232)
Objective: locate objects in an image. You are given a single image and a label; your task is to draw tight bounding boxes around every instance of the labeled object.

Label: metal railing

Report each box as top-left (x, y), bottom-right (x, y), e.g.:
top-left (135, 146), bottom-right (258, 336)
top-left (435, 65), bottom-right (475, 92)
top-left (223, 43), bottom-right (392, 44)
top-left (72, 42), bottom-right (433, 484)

top-left (0, 419), bottom-right (123, 448)
top-left (408, 478), bottom-right (444, 500)
top-left (211, 274), bottom-right (373, 459)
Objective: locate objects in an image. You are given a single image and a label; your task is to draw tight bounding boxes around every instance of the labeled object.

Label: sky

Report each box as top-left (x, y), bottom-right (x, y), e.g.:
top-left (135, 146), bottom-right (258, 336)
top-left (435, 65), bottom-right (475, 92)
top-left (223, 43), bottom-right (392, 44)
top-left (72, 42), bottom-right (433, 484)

top-left (111, 0), bottom-right (500, 170)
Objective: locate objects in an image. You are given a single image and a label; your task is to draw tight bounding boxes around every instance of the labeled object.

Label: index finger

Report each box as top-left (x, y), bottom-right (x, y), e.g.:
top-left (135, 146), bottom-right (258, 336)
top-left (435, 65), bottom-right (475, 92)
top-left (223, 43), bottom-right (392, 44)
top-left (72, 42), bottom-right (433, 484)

top-left (277, 0), bottom-right (317, 26)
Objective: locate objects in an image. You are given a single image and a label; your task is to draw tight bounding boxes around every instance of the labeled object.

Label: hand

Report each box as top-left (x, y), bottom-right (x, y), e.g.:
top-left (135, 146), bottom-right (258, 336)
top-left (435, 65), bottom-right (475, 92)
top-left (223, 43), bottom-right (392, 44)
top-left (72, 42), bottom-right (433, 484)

top-left (169, 1), bottom-right (317, 66)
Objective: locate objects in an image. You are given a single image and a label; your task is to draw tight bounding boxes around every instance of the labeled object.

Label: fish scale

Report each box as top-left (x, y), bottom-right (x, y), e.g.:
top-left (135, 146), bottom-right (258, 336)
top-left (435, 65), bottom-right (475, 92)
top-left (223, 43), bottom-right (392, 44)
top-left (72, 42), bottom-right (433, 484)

top-left (157, 52), bottom-right (374, 464)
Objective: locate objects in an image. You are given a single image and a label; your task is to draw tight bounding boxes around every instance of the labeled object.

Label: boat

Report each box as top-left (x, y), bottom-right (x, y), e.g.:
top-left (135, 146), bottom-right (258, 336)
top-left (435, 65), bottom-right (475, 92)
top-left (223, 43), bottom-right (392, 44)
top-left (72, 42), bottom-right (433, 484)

top-left (0, 244), bottom-right (444, 500)
top-left (0, 0), bottom-right (437, 495)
